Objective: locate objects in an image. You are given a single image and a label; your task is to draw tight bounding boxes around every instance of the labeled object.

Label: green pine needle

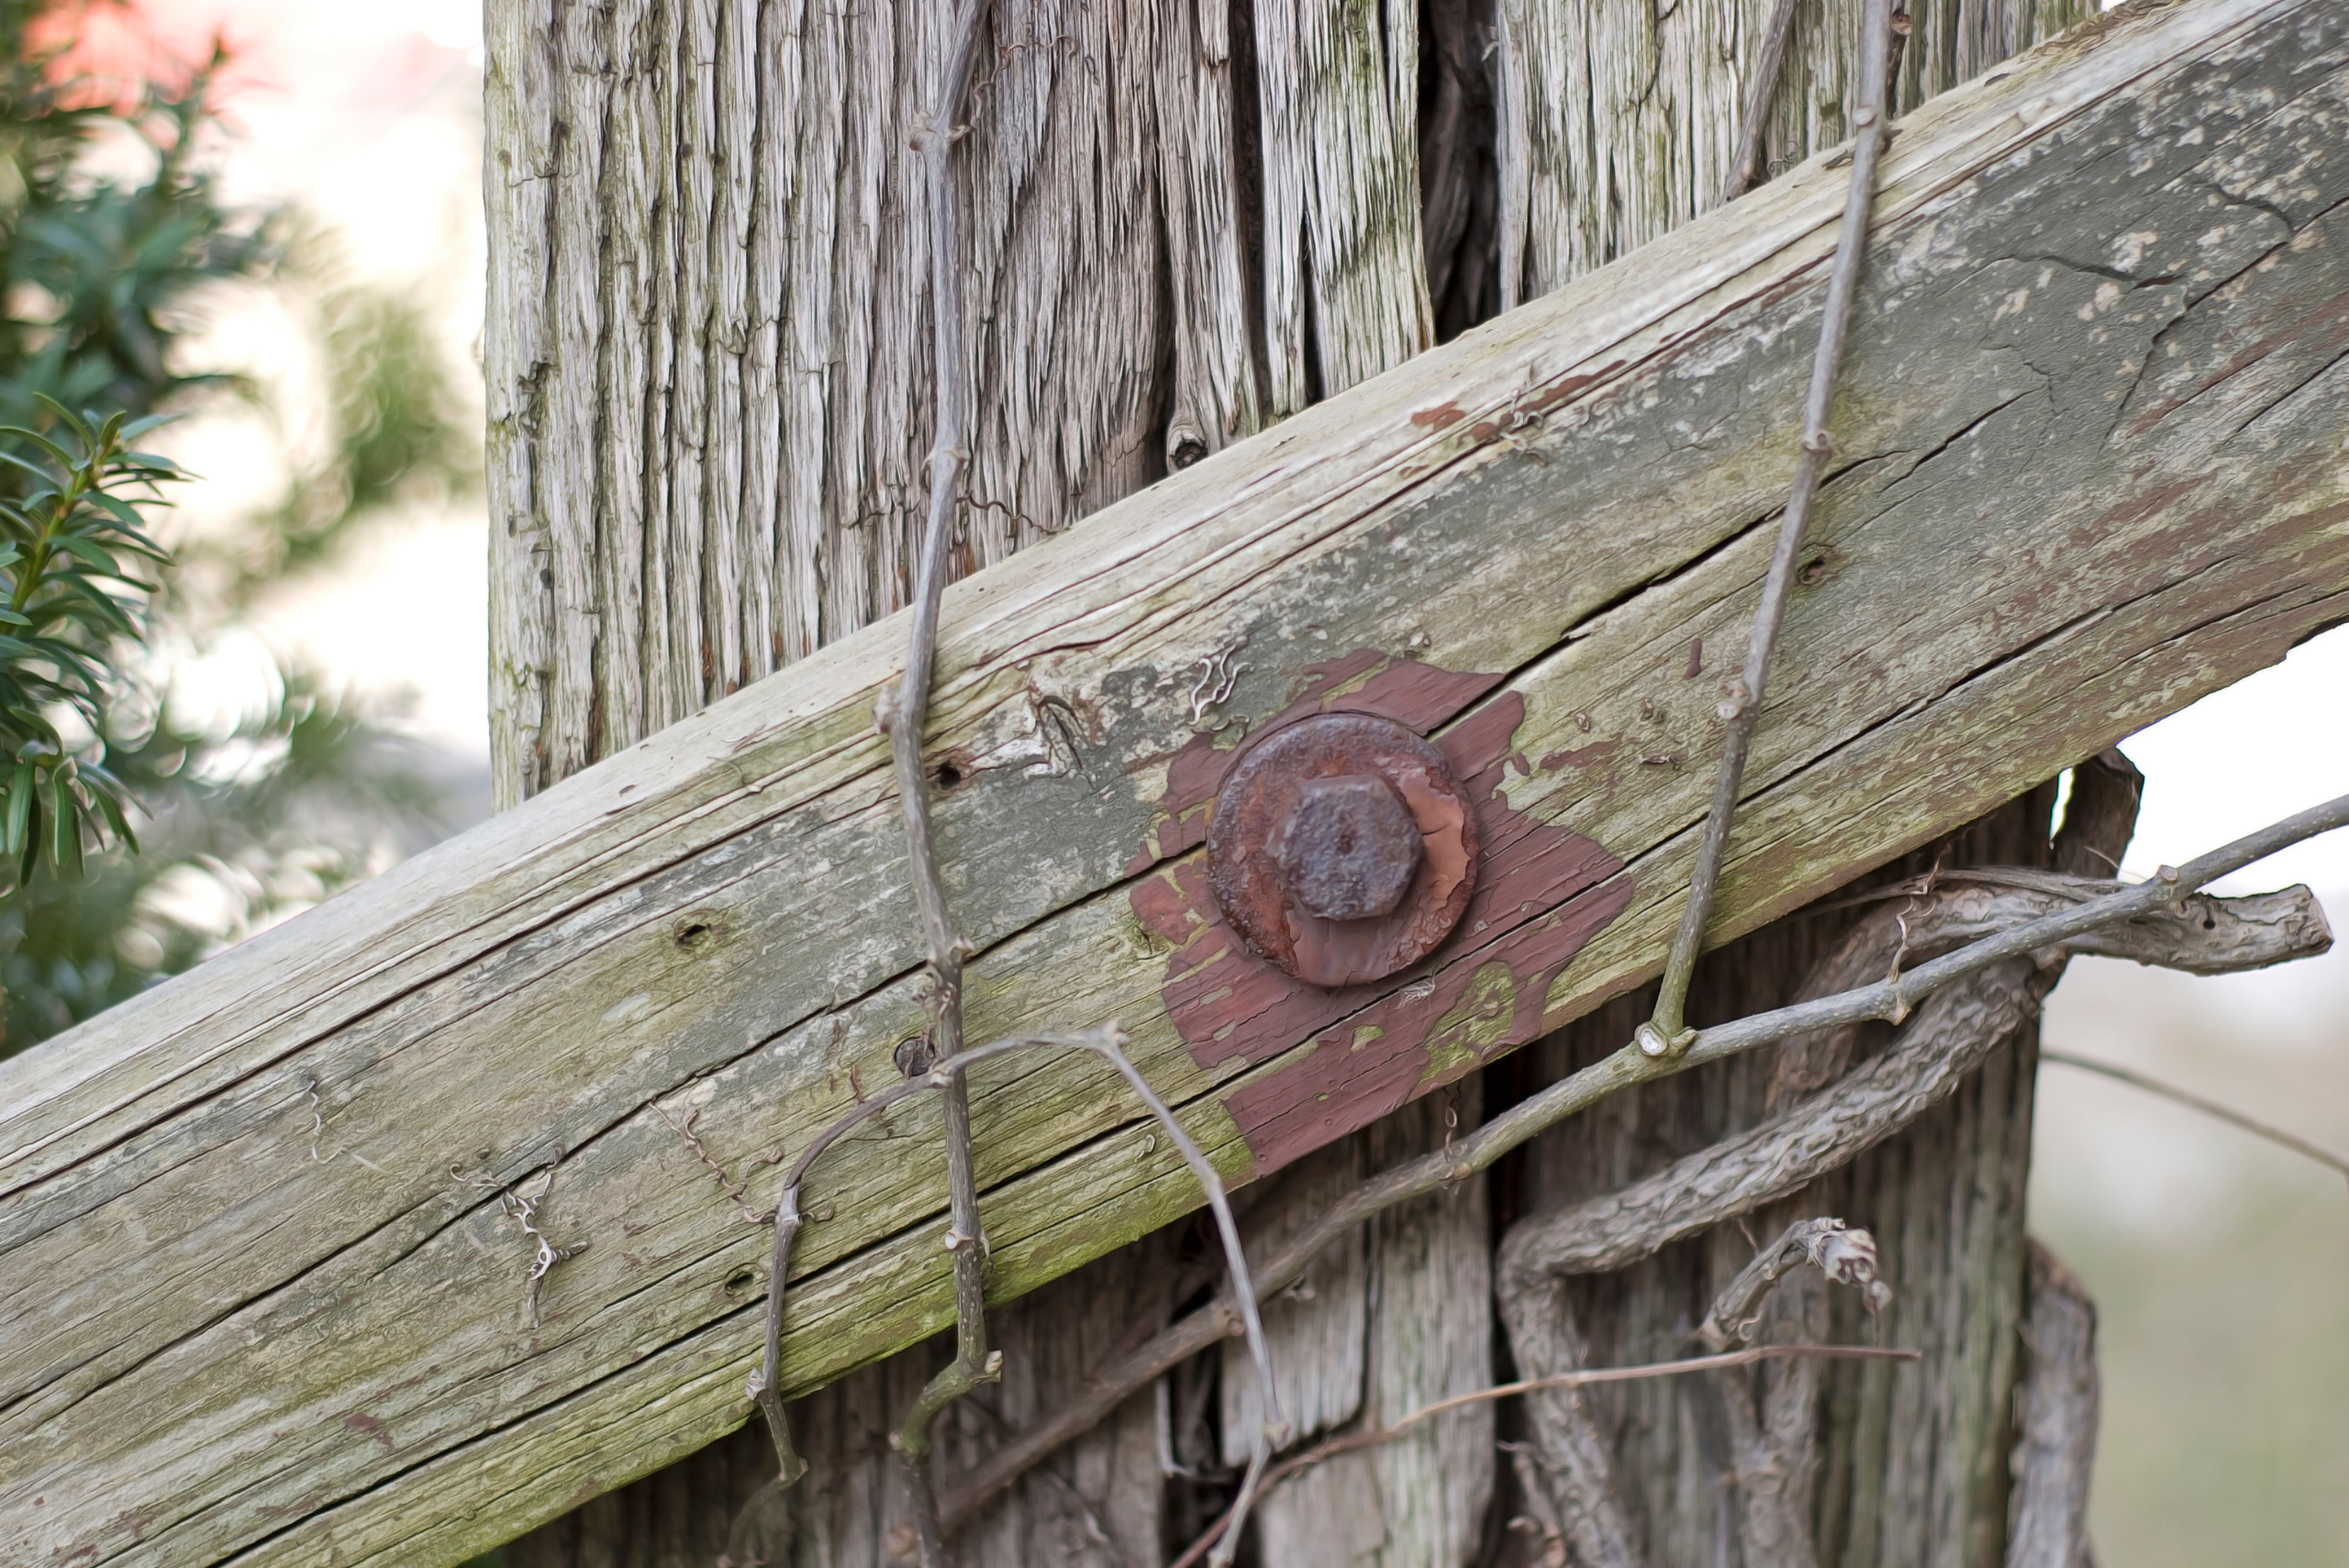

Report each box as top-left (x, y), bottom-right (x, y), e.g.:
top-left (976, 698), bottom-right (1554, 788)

top-left (0, 406), bottom-right (180, 884)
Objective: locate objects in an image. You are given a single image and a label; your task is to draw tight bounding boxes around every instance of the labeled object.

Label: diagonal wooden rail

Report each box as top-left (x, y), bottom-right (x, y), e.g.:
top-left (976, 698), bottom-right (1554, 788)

top-left (5, 0), bottom-right (2349, 1561)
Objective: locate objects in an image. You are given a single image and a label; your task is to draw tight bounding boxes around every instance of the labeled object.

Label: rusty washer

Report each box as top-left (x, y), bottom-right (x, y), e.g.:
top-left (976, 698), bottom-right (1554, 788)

top-left (1207, 712), bottom-right (1479, 988)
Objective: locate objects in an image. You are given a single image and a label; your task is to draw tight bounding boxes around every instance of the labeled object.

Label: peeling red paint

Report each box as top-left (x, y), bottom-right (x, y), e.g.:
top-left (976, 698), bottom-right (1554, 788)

top-left (340, 1412), bottom-right (395, 1451)
top-left (1409, 401), bottom-right (1466, 428)
top-left (1539, 740), bottom-right (1620, 772)
top-left (1129, 657), bottom-right (1632, 1178)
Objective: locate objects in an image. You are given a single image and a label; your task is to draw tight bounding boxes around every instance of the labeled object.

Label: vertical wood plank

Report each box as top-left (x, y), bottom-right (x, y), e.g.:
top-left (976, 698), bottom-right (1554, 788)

top-left (1154, 0), bottom-right (1267, 467)
top-left (484, 0), bottom-right (1197, 805)
top-left (1224, 1085), bottom-right (1494, 1567)
top-left (1493, 0), bottom-right (2092, 310)
top-left (1222, 1141), bottom-right (1371, 1462)
top-left (2003, 1242), bottom-right (2099, 1568)
top-left (1362, 1085), bottom-right (1495, 1568)
top-left (1251, 0), bottom-right (1432, 413)
top-left (947, 1245), bottom-right (1170, 1568)
top-left (482, 5), bottom-right (2141, 1562)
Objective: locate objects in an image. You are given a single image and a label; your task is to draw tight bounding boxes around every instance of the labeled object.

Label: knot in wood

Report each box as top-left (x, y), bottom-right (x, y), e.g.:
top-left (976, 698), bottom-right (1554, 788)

top-left (1270, 773), bottom-right (1421, 921)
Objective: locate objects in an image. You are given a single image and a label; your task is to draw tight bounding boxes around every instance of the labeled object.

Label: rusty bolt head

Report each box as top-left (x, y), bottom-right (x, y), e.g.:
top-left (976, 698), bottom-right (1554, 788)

top-left (1208, 712), bottom-right (1480, 989)
top-left (1271, 773), bottom-right (1421, 921)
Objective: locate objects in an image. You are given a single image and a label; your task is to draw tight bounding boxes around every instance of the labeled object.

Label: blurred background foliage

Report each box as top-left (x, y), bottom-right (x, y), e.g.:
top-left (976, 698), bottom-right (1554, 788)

top-left (0, 0), bottom-right (477, 1053)
top-left (2032, 941), bottom-right (2349, 1566)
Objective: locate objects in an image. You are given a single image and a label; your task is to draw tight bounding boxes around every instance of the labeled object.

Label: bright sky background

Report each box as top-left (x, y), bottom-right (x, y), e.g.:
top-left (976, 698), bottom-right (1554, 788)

top-left (117, 3), bottom-right (2349, 1557)
top-left (125, 0), bottom-right (488, 757)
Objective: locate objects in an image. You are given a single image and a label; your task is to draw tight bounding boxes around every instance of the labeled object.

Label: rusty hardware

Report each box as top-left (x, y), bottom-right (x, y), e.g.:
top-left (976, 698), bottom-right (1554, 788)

top-left (1208, 712), bottom-right (1479, 988)
top-left (1274, 774), bottom-right (1421, 920)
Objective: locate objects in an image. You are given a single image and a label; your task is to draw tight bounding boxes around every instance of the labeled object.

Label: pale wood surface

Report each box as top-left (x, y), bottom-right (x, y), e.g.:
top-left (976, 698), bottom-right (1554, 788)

top-left (1223, 1087), bottom-right (1495, 1568)
top-left (2003, 1240), bottom-right (2099, 1568)
top-left (495, 3), bottom-right (2127, 1559)
top-left (1494, 0), bottom-right (2084, 308)
top-left (5, 2), bottom-right (2348, 1562)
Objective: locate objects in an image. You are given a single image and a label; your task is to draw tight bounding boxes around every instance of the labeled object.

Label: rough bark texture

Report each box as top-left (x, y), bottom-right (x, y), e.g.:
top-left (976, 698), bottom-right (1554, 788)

top-left (484, 0), bottom-right (1231, 799)
top-left (483, 0), bottom-right (2087, 811)
top-left (1493, 0), bottom-right (2080, 310)
top-left (2003, 1241), bottom-right (2099, 1568)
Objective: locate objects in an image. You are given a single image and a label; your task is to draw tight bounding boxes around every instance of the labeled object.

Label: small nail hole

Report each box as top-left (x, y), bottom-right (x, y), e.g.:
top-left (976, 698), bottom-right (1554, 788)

top-left (935, 762), bottom-right (964, 790)
top-left (725, 1268), bottom-right (758, 1293)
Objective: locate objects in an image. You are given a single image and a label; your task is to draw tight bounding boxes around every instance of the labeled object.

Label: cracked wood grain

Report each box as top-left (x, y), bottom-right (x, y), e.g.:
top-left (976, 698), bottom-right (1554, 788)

top-left (5, 4), bottom-right (2348, 1562)
top-left (1495, 0), bottom-right (2091, 311)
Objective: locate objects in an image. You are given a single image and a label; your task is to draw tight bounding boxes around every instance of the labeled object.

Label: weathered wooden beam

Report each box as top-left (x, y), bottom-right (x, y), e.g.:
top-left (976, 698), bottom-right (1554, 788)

top-left (5, 0), bottom-right (2347, 1561)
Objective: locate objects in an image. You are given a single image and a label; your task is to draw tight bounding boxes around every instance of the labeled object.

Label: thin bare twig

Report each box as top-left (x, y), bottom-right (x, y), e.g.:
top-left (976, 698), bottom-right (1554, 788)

top-left (859, 1), bottom-right (996, 1557)
top-left (1645, 0), bottom-right (1898, 1057)
top-left (747, 1027), bottom-right (1286, 1565)
top-left (1164, 1345), bottom-right (1919, 1568)
top-left (1696, 1218), bottom-right (1891, 1351)
top-left (937, 791), bottom-right (2349, 1518)
top-left (2041, 1050), bottom-right (2349, 1191)
top-left (1497, 881), bottom-right (2330, 1289)
top-left (1721, 0), bottom-right (1802, 204)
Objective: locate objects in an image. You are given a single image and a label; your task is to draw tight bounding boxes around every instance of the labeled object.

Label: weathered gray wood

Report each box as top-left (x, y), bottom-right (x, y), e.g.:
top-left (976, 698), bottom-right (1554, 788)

top-left (5, 4), bottom-right (2348, 1562)
top-left (1493, 782), bottom-right (2241, 1568)
top-left (1222, 1085), bottom-right (1494, 1568)
top-left (1252, 0), bottom-right (1432, 412)
top-left (1508, 795), bottom-right (2066, 1568)
top-left (2003, 1241), bottom-right (2099, 1568)
top-left (1222, 1140), bottom-right (1372, 1459)
top-left (522, 1248), bottom-right (1173, 1568)
top-left (938, 1244), bottom-right (1169, 1568)
top-left (484, 0), bottom-right (2090, 810)
top-left (1356, 1089), bottom-right (1495, 1568)
top-left (1494, 0), bottom-right (2087, 309)
top-left (523, 0), bottom-right (2055, 1546)
top-left (484, 0), bottom-right (1215, 798)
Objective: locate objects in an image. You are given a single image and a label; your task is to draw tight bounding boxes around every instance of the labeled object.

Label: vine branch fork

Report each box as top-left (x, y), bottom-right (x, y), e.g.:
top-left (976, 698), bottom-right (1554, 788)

top-left (937, 795), bottom-right (2343, 1521)
top-left (1644, 0), bottom-right (1898, 1057)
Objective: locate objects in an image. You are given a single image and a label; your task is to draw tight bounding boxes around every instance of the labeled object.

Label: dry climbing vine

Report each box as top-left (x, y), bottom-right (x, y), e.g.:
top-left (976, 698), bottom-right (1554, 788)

top-left (1642, 0), bottom-right (1900, 1060)
top-left (731, 4), bottom-right (1287, 1563)
top-left (726, 0), bottom-right (2349, 1559)
top-left (930, 796), bottom-right (2347, 1524)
